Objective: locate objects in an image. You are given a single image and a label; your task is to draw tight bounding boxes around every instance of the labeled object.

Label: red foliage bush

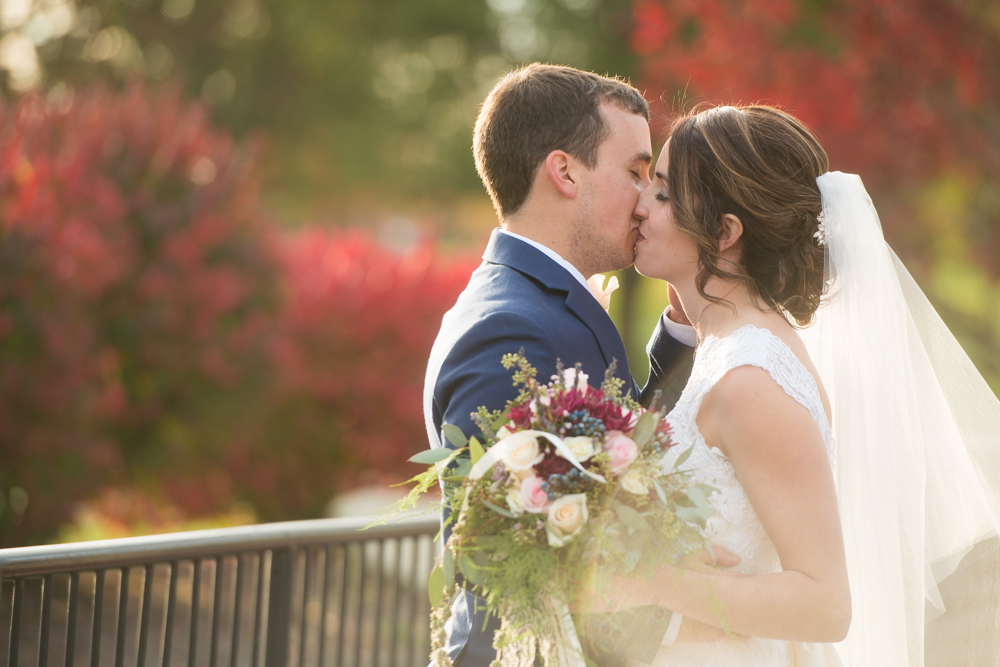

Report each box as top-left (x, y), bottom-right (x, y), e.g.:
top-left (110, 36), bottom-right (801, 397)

top-left (631, 0), bottom-right (1000, 186)
top-left (0, 82), bottom-right (276, 545)
top-left (225, 231), bottom-right (479, 522)
top-left (0, 83), bottom-right (479, 545)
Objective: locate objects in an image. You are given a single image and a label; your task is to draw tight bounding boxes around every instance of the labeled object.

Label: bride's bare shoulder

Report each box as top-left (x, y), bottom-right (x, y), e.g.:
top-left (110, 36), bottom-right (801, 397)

top-left (697, 361), bottom-right (825, 460)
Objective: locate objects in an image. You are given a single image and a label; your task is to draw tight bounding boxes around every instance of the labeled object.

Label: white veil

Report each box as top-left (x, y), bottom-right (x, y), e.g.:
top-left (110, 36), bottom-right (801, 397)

top-left (800, 172), bottom-right (1000, 666)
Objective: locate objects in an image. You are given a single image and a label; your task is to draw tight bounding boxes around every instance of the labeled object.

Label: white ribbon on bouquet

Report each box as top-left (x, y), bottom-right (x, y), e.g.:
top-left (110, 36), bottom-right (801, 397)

top-left (469, 429), bottom-right (607, 483)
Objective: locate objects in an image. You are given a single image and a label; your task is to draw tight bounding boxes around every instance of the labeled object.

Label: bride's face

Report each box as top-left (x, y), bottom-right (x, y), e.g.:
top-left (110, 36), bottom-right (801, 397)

top-left (633, 141), bottom-right (699, 283)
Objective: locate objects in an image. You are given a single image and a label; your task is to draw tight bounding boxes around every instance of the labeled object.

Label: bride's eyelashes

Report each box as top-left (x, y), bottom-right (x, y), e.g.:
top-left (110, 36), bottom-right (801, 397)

top-left (655, 192), bottom-right (670, 203)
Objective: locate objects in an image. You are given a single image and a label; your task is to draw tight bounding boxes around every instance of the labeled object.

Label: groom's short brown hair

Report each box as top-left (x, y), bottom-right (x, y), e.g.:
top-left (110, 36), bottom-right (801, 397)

top-left (473, 63), bottom-right (649, 219)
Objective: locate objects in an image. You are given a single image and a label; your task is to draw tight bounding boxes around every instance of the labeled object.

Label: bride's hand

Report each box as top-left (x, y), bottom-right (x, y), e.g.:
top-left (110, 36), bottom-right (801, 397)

top-left (682, 545), bottom-right (742, 574)
top-left (569, 546), bottom-right (743, 614)
top-left (569, 571), bottom-right (648, 614)
top-left (671, 546), bottom-right (748, 642)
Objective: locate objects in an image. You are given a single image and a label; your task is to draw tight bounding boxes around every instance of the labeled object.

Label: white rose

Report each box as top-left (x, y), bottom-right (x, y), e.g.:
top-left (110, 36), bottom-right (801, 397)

top-left (499, 430), bottom-right (545, 472)
top-left (620, 468), bottom-right (649, 496)
top-left (562, 368), bottom-right (589, 392)
top-left (546, 493), bottom-right (588, 548)
top-left (559, 436), bottom-right (596, 462)
top-left (506, 480), bottom-right (525, 514)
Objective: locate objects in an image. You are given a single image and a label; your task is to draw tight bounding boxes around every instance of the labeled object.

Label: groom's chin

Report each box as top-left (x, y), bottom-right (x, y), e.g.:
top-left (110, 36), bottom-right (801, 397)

top-left (626, 249), bottom-right (638, 271)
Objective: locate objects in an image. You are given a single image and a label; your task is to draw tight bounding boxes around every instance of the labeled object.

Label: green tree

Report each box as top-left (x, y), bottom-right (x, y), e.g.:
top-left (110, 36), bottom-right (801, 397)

top-left (1, 0), bottom-right (639, 217)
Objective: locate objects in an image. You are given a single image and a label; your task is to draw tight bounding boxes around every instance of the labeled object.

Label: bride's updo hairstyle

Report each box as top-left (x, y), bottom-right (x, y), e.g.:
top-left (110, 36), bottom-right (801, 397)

top-left (667, 105), bottom-right (829, 326)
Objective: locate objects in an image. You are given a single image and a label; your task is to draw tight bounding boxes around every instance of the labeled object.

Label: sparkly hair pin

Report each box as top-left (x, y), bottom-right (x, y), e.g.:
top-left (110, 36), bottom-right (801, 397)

top-left (813, 210), bottom-right (827, 246)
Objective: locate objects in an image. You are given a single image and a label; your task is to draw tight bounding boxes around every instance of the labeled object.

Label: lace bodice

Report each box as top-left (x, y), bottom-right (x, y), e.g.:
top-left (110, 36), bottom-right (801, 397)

top-left (663, 324), bottom-right (835, 575)
top-left (634, 325), bottom-right (842, 667)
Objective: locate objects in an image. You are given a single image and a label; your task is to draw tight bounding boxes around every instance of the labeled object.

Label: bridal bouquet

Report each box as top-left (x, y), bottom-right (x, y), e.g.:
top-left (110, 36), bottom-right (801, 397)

top-left (393, 353), bottom-right (713, 666)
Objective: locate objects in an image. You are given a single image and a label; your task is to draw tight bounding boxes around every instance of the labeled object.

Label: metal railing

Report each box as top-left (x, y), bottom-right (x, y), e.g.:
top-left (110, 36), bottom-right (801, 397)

top-left (0, 515), bottom-right (439, 667)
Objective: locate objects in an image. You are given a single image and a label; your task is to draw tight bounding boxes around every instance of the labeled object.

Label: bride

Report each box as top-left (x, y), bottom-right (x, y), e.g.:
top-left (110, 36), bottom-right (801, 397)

top-left (582, 105), bottom-right (1000, 667)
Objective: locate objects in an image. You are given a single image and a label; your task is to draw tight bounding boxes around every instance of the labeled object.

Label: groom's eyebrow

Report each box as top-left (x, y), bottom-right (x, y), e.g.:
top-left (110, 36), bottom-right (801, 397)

top-left (633, 151), bottom-right (653, 164)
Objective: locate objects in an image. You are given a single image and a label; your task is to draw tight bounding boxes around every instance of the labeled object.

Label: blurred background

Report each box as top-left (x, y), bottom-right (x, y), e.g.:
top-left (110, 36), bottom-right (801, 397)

top-left (1, 0), bottom-right (998, 547)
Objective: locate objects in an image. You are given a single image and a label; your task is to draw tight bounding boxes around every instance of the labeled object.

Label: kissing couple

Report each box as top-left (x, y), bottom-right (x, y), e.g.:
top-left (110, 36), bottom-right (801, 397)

top-left (423, 64), bottom-right (1000, 667)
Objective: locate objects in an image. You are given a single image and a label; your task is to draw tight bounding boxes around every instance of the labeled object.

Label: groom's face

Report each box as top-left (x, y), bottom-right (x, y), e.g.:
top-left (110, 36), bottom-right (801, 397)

top-left (572, 103), bottom-right (652, 275)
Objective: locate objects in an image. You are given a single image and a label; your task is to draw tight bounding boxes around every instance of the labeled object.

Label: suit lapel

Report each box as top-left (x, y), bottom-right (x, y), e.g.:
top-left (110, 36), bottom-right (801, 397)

top-left (483, 228), bottom-right (577, 292)
top-left (483, 229), bottom-right (634, 387)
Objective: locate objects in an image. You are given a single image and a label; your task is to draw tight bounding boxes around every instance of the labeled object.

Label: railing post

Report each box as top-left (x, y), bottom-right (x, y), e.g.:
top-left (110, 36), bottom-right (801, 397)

top-left (264, 547), bottom-right (294, 667)
top-left (10, 577), bottom-right (23, 667)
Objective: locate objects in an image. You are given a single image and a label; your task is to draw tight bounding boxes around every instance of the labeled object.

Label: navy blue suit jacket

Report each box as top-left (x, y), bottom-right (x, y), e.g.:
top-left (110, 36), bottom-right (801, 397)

top-left (423, 229), bottom-right (692, 665)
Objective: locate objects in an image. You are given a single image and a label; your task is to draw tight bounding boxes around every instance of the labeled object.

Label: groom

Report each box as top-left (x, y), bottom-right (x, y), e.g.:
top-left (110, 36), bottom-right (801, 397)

top-left (424, 64), bottom-right (701, 665)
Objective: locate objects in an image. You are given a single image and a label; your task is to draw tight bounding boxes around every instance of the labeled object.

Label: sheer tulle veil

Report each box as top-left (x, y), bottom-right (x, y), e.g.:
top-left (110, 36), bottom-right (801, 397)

top-left (800, 172), bottom-right (1000, 666)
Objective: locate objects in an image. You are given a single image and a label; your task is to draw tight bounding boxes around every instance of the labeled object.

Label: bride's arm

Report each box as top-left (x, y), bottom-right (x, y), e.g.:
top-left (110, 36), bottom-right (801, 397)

top-left (615, 365), bottom-right (851, 643)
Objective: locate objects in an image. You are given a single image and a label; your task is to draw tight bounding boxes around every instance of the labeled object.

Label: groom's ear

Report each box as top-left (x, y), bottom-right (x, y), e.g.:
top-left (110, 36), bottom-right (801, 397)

top-left (718, 213), bottom-right (744, 253)
top-left (543, 150), bottom-right (578, 199)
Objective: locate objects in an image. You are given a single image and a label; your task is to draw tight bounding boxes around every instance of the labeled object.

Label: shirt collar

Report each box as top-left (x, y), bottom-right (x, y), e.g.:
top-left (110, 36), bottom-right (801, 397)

top-left (498, 229), bottom-right (590, 292)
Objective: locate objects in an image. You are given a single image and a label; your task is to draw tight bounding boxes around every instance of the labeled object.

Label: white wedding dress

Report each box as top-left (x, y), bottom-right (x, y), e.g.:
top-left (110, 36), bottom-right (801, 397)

top-left (634, 324), bottom-right (842, 667)
top-left (628, 172), bottom-right (1000, 667)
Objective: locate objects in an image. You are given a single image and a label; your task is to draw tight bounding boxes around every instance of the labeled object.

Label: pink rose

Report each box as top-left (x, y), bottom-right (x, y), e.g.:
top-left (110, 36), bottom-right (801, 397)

top-left (604, 430), bottom-right (638, 475)
top-left (519, 475), bottom-right (551, 513)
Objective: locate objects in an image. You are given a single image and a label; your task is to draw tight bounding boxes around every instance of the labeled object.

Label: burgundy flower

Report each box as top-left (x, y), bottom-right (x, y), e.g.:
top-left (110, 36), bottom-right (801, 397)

top-left (535, 446), bottom-right (572, 479)
top-left (509, 402), bottom-right (535, 430)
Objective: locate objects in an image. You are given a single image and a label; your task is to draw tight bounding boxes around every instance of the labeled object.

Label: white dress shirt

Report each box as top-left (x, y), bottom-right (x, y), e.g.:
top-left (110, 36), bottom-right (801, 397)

top-left (657, 308), bottom-right (697, 347)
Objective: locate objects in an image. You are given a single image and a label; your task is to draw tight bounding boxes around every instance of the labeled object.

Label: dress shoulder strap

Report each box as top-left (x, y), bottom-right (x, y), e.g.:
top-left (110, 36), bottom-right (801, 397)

top-left (698, 325), bottom-right (834, 457)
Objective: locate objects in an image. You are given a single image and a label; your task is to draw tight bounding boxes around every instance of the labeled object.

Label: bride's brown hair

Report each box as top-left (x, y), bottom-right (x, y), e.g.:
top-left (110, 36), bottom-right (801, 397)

top-left (667, 105), bottom-right (829, 326)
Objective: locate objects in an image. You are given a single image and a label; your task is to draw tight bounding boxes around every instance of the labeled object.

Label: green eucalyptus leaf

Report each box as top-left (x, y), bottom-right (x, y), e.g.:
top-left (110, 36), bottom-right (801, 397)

top-left (615, 504), bottom-right (639, 527)
top-left (672, 444), bottom-right (695, 471)
top-left (652, 480), bottom-right (668, 505)
top-left (687, 486), bottom-right (708, 510)
top-left (490, 410), bottom-right (512, 432)
top-left (675, 507), bottom-right (705, 523)
top-left (482, 500), bottom-right (516, 518)
top-left (442, 423), bottom-right (469, 449)
top-left (459, 554), bottom-right (484, 586)
top-left (452, 458), bottom-right (473, 478)
top-left (472, 550), bottom-right (490, 568)
top-left (632, 411), bottom-right (657, 447)
top-left (469, 436), bottom-right (485, 465)
top-left (408, 448), bottom-right (454, 465)
top-left (695, 483), bottom-right (718, 498)
top-left (428, 563), bottom-right (445, 608)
